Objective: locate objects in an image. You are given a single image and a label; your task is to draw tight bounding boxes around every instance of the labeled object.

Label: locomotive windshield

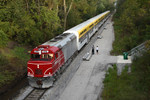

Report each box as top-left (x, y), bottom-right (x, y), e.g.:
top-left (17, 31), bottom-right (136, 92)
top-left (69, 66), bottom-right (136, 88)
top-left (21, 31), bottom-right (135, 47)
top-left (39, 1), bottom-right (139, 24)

top-left (31, 54), bottom-right (53, 61)
top-left (31, 54), bottom-right (40, 59)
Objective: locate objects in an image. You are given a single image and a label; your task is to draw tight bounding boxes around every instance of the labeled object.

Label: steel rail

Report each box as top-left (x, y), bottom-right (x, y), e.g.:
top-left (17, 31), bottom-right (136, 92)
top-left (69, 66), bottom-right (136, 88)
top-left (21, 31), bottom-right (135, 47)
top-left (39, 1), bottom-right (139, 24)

top-left (24, 88), bottom-right (47, 100)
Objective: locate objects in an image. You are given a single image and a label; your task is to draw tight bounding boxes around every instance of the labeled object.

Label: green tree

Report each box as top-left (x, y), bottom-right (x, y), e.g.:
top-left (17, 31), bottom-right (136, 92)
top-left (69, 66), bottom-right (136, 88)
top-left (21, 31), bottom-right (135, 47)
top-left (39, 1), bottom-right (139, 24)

top-left (112, 0), bottom-right (150, 54)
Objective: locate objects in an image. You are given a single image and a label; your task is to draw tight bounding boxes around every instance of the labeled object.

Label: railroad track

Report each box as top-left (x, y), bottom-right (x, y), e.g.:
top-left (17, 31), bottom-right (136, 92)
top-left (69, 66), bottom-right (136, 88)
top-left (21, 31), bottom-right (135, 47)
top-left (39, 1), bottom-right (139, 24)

top-left (24, 88), bottom-right (48, 100)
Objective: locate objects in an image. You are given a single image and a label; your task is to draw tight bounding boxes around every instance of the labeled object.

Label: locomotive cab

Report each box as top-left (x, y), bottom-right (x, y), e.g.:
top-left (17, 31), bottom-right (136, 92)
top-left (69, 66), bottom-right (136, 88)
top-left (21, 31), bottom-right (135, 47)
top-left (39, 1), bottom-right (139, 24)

top-left (28, 45), bottom-right (54, 77)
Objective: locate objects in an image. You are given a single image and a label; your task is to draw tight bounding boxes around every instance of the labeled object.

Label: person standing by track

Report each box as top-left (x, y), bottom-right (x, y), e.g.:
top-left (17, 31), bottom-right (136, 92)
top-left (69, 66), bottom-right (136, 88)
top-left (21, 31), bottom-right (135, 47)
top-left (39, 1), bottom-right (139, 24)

top-left (96, 46), bottom-right (99, 54)
top-left (92, 45), bottom-right (95, 55)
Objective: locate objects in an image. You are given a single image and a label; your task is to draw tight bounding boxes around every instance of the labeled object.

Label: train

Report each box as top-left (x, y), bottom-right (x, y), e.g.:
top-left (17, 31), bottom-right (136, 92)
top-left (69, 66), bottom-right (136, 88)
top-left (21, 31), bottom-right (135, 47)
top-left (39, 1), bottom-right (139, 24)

top-left (27, 11), bottom-right (110, 88)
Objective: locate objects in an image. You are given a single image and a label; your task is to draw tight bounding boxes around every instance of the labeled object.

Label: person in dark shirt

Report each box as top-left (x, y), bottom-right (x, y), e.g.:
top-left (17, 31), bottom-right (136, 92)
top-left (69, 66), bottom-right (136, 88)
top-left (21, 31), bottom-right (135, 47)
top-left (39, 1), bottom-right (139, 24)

top-left (92, 45), bottom-right (95, 55)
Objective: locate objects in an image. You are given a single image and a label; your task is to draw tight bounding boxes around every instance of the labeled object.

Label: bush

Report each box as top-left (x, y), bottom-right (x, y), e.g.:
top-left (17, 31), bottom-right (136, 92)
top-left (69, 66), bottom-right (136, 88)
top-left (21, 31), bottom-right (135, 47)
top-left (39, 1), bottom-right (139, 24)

top-left (0, 30), bottom-right (8, 47)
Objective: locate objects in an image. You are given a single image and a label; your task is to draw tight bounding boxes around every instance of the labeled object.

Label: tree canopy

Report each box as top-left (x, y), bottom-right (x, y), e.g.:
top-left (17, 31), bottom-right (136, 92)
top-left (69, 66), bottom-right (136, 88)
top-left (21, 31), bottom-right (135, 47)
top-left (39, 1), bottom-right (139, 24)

top-left (112, 0), bottom-right (150, 54)
top-left (0, 0), bottom-right (115, 47)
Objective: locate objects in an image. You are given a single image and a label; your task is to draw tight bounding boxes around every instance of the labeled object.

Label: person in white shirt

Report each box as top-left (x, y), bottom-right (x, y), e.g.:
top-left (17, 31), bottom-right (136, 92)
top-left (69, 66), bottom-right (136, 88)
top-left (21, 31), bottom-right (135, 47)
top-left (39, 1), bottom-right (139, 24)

top-left (96, 46), bottom-right (99, 54)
